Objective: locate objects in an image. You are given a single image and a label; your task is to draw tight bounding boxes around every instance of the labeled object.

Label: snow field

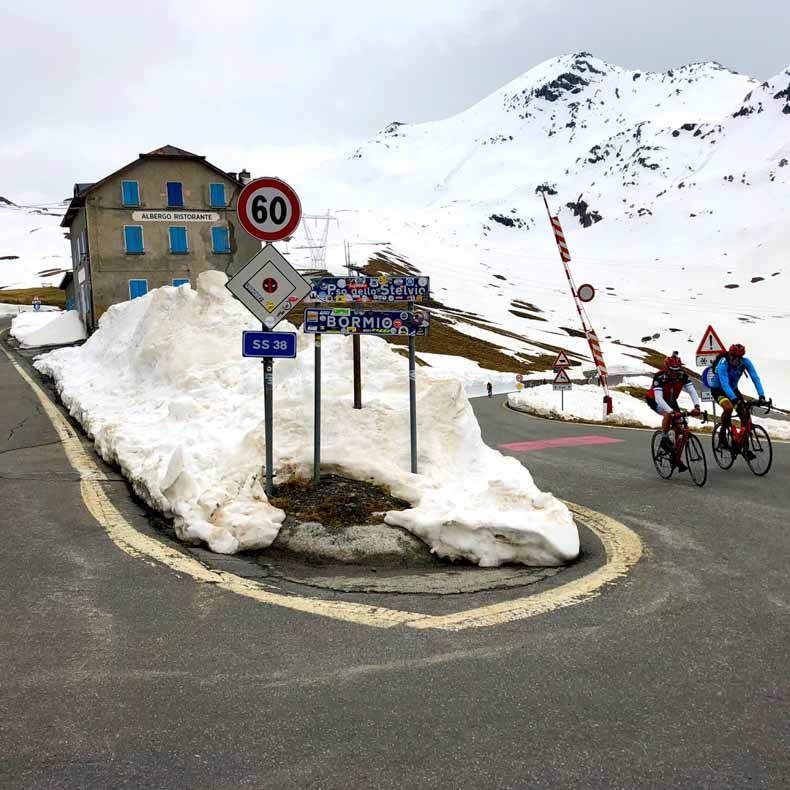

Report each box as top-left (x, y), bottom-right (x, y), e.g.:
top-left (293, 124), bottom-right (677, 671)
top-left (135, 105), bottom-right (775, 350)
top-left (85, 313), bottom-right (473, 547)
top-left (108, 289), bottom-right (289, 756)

top-left (35, 272), bottom-right (579, 566)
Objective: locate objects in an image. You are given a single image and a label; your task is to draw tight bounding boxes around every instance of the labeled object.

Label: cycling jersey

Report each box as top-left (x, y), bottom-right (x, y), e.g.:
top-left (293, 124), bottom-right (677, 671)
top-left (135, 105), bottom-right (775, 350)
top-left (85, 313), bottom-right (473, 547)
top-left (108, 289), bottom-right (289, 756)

top-left (710, 356), bottom-right (764, 402)
top-left (646, 369), bottom-right (700, 415)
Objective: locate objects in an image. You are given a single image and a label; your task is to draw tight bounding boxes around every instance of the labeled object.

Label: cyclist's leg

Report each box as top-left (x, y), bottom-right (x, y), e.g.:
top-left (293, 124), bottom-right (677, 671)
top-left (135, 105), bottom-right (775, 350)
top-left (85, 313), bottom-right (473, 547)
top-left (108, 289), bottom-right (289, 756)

top-left (713, 387), bottom-right (734, 431)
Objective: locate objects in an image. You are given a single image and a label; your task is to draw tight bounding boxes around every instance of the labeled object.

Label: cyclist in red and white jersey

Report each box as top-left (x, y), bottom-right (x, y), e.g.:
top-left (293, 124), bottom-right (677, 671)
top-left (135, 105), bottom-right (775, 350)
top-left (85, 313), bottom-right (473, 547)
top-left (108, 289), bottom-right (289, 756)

top-left (645, 353), bottom-right (702, 462)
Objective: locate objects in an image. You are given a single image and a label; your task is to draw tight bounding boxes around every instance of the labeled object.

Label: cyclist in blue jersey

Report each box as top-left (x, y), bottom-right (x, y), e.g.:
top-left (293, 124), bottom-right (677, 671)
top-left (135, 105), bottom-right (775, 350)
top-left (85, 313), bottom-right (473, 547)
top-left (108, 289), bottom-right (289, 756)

top-left (709, 343), bottom-right (768, 451)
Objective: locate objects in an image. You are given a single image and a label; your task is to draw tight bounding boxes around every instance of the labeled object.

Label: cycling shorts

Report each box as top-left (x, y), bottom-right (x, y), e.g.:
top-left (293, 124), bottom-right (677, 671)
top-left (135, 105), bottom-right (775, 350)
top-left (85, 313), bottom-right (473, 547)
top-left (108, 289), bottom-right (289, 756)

top-left (710, 387), bottom-right (743, 407)
top-left (646, 397), bottom-right (679, 415)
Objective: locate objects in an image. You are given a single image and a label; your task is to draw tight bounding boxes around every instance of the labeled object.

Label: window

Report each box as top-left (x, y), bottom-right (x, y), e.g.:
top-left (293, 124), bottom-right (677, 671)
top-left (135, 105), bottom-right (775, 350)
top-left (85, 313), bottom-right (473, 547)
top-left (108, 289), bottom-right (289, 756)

top-left (172, 278), bottom-right (190, 287)
top-left (129, 279), bottom-right (148, 300)
top-left (212, 226), bottom-right (230, 253)
top-left (122, 180), bottom-right (140, 206)
top-left (169, 226), bottom-right (188, 254)
top-left (124, 225), bottom-right (144, 254)
top-left (167, 182), bottom-right (183, 206)
top-left (209, 183), bottom-right (225, 207)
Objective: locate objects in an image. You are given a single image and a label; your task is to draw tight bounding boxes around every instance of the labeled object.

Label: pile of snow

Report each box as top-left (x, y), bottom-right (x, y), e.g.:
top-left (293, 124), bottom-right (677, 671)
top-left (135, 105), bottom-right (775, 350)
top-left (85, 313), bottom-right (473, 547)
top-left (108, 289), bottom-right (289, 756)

top-left (510, 383), bottom-right (664, 427)
top-left (508, 383), bottom-right (790, 439)
top-left (35, 272), bottom-right (579, 566)
top-left (10, 310), bottom-right (84, 347)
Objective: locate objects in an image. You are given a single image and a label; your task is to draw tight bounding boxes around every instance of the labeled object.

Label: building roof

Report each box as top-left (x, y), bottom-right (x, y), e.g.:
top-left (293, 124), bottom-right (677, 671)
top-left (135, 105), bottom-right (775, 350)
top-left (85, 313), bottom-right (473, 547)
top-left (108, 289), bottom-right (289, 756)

top-left (61, 145), bottom-right (244, 227)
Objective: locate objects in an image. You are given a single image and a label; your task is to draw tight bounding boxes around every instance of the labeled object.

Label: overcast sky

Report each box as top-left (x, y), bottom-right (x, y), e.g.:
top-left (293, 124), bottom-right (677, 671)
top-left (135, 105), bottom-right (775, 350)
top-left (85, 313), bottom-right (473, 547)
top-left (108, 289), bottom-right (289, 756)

top-left (1, 0), bottom-right (787, 203)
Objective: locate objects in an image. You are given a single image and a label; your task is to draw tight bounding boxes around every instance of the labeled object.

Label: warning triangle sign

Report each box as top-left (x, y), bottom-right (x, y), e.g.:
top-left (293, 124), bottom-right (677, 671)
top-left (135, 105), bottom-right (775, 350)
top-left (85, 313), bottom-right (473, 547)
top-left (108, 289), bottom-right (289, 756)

top-left (552, 350), bottom-right (572, 368)
top-left (695, 325), bottom-right (726, 356)
top-left (553, 368), bottom-right (572, 385)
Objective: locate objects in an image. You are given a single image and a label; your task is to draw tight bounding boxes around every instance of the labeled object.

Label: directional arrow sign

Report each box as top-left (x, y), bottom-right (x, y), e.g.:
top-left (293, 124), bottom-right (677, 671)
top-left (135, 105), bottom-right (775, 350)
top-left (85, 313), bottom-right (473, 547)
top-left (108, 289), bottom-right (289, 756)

top-left (226, 244), bottom-right (312, 329)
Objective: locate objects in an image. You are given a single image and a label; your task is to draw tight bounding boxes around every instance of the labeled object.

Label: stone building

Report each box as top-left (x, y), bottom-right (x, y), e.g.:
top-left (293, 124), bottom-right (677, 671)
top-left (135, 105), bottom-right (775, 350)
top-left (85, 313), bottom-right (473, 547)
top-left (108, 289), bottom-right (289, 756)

top-left (61, 145), bottom-right (260, 331)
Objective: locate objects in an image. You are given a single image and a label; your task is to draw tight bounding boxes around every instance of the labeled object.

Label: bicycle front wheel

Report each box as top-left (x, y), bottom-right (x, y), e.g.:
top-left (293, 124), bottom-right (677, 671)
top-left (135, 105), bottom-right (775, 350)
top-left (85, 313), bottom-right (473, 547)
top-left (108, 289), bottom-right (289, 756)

top-left (685, 433), bottom-right (707, 487)
top-left (652, 431), bottom-right (674, 479)
top-left (711, 424), bottom-right (736, 470)
top-left (745, 424), bottom-right (773, 476)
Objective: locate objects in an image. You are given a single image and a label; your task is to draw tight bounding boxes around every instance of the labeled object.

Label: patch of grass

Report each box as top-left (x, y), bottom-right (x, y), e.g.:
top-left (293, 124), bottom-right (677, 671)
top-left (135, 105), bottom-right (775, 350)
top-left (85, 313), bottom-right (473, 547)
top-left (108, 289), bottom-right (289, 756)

top-left (270, 474), bottom-right (409, 528)
top-left (616, 385), bottom-right (649, 400)
top-left (0, 287), bottom-right (66, 308)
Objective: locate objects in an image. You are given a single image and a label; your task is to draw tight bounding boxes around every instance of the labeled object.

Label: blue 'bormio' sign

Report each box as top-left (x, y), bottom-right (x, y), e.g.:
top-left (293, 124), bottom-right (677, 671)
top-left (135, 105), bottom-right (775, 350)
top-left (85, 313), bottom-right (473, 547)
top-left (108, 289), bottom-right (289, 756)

top-left (242, 331), bottom-right (298, 358)
top-left (302, 308), bottom-right (430, 336)
top-left (309, 276), bottom-right (430, 303)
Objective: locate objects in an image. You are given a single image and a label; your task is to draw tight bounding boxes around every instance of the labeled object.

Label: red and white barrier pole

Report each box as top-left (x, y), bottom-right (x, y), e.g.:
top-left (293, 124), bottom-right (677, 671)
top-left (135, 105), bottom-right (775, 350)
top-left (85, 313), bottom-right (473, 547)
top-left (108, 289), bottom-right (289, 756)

top-left (542, 194), bottom-right (612, 416)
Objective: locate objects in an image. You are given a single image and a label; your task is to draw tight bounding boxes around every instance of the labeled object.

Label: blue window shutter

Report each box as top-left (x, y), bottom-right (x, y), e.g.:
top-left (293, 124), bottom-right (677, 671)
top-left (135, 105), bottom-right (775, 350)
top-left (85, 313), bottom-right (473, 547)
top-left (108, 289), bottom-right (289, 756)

top-left (212, 227), bottom-right (230, 253)
top-left (125, 226), bottom-right (143, 253)
top-left (210, 183), bottom-right (225, 206)
top-left (129, 280), bottom-right (148, 299)
top-left (167, 182), bottom-right (183, 206)
top-left (122, 181), bottom-right (139, 205)
top-left (172, 278), bottom-right (190, 287)
top-left (169, 226), bottom-right (187, 253)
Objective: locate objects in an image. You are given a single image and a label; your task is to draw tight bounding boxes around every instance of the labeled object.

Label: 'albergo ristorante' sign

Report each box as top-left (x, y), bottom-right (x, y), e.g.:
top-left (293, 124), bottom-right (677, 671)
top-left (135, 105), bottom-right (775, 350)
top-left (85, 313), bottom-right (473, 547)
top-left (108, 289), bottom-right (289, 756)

top-left (131, 211), bottom-right (220, 222)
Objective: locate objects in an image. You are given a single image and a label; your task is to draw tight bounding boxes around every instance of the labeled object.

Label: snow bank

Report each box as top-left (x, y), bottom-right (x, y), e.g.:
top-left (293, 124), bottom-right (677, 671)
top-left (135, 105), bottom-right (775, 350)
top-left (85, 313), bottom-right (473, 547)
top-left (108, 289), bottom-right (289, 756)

top-left (510, 383), bottom-right (666, 427)
top-left (10, 310), bottom-right (85, 347)
top-left (35, 272), bottom-right (579, 566)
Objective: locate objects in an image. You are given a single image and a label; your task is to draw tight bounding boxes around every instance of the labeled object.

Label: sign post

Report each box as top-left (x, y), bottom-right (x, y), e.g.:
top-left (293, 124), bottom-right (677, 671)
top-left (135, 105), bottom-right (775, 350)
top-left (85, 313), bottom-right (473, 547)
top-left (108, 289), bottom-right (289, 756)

top-left (226, 177), bottom-right (305, 497)
top-left (32, 296), bottom-right (41, 312)
top-left (553, 367), bottom-right (573, 411)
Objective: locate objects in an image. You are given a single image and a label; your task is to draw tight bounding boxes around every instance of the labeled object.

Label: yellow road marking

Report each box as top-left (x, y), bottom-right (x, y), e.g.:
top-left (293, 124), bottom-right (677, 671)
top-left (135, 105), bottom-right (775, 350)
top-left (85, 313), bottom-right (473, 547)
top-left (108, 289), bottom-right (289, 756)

top-left (2, 334), bottom-right (643, 630)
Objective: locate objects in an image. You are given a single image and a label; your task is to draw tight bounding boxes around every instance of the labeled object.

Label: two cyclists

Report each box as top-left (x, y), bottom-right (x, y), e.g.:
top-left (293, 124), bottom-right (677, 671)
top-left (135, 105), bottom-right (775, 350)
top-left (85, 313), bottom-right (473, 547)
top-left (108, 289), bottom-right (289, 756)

top-left (645, 352), bottom-right (702, 471)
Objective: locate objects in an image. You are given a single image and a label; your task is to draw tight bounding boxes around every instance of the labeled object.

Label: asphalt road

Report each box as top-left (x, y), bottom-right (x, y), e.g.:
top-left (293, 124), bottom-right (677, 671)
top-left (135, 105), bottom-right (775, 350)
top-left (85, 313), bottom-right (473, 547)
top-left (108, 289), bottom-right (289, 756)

top-left (1, 322), bottom-right (788, 789)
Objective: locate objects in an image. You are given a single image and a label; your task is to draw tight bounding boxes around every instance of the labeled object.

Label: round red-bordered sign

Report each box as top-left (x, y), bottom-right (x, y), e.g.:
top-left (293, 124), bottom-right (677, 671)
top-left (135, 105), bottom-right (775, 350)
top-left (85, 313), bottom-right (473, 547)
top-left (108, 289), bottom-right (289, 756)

top-left (577, 283), bottom-right (595, 303)
top-left (236, 177), bottom-right (302, 242)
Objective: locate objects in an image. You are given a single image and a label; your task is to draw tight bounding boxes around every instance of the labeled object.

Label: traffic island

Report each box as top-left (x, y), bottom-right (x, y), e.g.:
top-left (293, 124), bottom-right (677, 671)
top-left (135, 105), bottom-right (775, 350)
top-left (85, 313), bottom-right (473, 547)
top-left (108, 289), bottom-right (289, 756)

top-left (241, 474), bottom-right (570, 595)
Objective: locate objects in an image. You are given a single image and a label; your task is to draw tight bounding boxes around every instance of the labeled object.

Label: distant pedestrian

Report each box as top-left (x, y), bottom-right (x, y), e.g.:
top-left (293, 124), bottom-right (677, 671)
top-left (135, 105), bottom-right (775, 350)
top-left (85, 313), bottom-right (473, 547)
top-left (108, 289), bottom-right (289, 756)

top-left (487, 382), bottom-right (493, 398)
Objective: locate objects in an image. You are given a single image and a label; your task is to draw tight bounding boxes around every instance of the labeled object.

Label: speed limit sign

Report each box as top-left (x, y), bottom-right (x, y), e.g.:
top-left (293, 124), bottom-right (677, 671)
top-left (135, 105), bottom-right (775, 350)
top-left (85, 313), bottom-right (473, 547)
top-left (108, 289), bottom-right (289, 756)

top-left (237, 177), bottom-right (302, 242)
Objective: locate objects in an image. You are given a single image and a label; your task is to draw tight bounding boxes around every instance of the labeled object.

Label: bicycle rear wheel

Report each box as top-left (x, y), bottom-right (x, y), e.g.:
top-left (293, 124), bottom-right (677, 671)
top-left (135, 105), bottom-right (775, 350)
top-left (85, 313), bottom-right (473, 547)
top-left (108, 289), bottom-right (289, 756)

top-left (684, 433), bottom-right (707, 487)
top-left (651, 431), bottom-right (674, 479)
top-left (745, 424), bottom-right (773, 476)
top-left (711, 424), bottom-right (736, 470)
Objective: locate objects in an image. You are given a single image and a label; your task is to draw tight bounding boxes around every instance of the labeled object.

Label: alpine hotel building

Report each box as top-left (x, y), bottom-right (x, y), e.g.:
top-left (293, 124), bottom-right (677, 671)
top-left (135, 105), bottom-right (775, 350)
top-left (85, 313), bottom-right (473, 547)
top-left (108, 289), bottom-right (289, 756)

top-left (61, 145), bottom-right (261, 331)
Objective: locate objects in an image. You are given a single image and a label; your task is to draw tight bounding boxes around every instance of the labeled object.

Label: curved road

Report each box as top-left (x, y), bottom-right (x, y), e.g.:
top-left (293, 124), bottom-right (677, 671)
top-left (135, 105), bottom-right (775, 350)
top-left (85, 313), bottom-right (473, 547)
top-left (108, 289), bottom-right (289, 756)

top-left (2, 322), bottom-right (788, 789)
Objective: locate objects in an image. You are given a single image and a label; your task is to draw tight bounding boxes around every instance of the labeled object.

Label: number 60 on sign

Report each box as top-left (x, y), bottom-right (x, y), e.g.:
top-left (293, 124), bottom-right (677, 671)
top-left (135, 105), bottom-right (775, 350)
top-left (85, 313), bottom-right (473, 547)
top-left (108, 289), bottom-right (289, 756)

top-left (236, 177), bottom-right (302, 242)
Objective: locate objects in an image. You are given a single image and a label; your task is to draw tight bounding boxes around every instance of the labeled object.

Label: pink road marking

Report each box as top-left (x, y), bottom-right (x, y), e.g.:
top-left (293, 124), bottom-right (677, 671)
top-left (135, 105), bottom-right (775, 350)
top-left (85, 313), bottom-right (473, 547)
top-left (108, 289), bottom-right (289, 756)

top-left (498, 436), bottom-right (625, 452)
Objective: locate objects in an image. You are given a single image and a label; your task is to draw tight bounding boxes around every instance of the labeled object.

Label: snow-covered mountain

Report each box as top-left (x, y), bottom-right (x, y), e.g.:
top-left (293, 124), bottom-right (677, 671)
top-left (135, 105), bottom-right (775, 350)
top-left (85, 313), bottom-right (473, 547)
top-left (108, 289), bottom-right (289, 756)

top-left (0, 200), bottom-right (69, 290)
top-left (295, 52), bottom-right (790, 401)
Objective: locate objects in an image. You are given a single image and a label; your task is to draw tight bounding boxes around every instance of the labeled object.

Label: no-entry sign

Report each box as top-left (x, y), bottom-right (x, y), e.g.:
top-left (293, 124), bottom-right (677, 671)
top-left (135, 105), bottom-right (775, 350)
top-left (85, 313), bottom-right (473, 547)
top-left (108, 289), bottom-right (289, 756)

top-left (237, 177), bottom-right (302, 242)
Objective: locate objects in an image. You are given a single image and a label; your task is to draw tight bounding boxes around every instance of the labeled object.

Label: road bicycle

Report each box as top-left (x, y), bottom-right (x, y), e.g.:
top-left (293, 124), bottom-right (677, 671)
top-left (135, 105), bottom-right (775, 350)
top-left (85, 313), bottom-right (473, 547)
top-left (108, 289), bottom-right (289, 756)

top-left (711, 398), bottom-right (773, 476)
top-left (651, 410), bottom-right (708, 487)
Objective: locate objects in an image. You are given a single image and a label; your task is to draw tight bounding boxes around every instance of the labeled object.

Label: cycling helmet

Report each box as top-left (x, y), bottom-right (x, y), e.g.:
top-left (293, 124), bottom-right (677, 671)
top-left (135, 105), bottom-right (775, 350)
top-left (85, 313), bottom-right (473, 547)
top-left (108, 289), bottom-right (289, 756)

top-left (664, 352), bottom-right (683, 371)
top-left (728, 343), bottom-right (746, 357)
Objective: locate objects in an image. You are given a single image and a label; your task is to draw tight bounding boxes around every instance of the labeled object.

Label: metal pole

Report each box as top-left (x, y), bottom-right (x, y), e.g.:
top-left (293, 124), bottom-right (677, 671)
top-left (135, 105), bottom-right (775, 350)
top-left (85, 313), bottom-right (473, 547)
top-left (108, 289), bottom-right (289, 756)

top-left (353, 334), bottom-right (362, 409)
top-left (263, 356), bottom-right (274, 498)
top-left (408, 301), bottom-right (417, 474)
top-left (314, 333), bottom-right (321, 483)
top-left (562, 389), bottom-right (564, 412)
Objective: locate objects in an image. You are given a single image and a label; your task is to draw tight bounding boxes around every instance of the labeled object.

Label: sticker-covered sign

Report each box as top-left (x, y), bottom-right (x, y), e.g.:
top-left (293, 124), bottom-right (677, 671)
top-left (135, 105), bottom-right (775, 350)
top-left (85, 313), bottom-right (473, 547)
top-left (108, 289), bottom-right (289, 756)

top-left (302, 308), bottom-right (430, 336)
top-left (226, 244), bottom-right (311, 329)
top-left (309, 276), bottom-right (430, 303)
